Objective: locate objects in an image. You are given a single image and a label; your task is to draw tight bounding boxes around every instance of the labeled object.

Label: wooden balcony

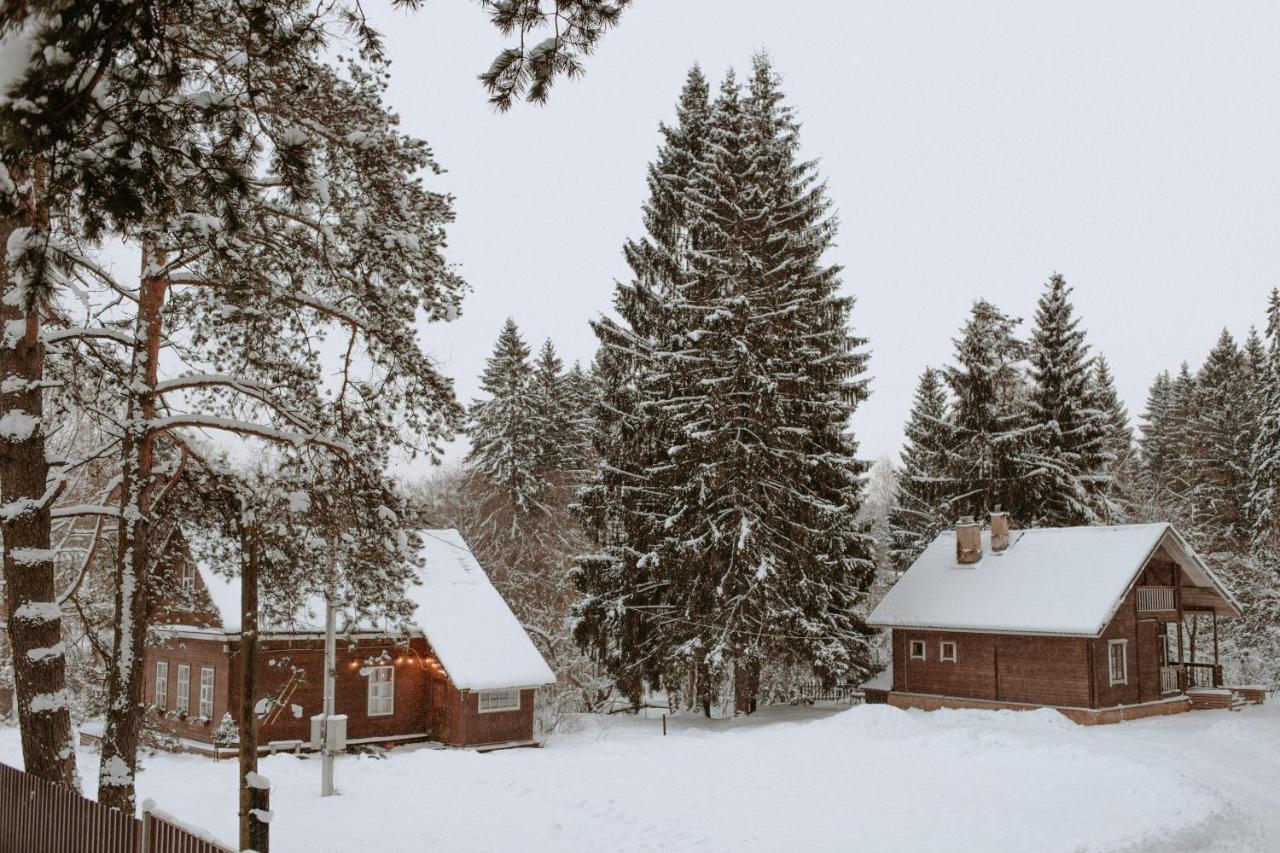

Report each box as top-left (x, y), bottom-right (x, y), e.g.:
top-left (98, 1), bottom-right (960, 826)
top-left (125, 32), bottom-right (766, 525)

top-left (1136, 586), bottom-right (1177, 617)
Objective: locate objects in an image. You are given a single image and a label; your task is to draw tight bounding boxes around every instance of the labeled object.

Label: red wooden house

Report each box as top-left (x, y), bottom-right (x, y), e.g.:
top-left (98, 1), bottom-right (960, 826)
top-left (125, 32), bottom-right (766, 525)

top-left (141, 529), bottom-right (555, 753)
top-left (867, 513), bottom-right (1262, 724)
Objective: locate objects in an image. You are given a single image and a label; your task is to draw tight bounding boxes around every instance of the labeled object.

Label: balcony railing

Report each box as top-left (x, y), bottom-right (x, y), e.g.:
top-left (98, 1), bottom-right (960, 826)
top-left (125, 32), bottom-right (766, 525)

top-left (1137, 586), bottom-right (1176, 612)
top-left (1159, 666), bottom-right (1179, 693)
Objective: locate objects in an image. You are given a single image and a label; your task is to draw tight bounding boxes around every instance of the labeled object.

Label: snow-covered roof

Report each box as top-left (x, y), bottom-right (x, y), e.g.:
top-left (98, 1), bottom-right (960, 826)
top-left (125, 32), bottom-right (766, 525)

top-left (867, 523), bottom-right (1241, 637)
top-left (187, 529), bottom-right (555, 691)
top-left (404, 529), bottom-right (556, 691)
top-left (199, 571), bottom-right (331, 634)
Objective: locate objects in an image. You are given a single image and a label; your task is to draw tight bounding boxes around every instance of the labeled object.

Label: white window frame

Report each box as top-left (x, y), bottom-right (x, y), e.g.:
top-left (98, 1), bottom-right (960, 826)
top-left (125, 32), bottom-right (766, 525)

top-left (367, 666), bottom-right (395, 717)
top-left (154, 661), bottom-right (168, 710)
top-left (478, 689), bottom-right (521, 713)
top-left (176, 664), bottom-right (191, 714)
top-left (179, 564), bottom-right (195, 594)
top-left (939, 641), bottom-right (957, 663)
top-left (198, 666), bottom-right (215, 718)
top-left (908, 639), bottom-right (926, 661)
top-left (1108, 639), bottom-right (1129, 686)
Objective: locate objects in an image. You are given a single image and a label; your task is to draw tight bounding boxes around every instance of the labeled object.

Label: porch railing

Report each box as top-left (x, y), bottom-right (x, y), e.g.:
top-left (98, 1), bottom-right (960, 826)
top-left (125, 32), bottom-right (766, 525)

top-left (1171, 661), bottom-right (1222, 689)
top-left (1159, 665), bottom-right (1179, 694)
top-left (1137, 586), bottom-right (1176, 612)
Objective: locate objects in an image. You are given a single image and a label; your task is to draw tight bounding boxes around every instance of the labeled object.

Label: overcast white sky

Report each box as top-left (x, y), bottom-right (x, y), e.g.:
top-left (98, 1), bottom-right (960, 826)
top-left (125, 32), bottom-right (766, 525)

top-left (371, 0), bottom-right (1280, 479)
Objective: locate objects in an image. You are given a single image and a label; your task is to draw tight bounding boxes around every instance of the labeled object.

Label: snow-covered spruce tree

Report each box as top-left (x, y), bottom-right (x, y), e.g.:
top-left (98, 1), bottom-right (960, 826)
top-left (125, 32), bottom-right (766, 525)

top-left (1087, 355), bottom-right (1135, 519)
top-left (942, 300), bottom-right (1035, 523)
top-left (1249, 290), bottom-right (1280, 546)
top-left (888, 367), bottom-right (953, 569)
top-left (557, 361), bottom-right (600, 485)
top-left (577, 57), bottom-right (875, 715)
top-left (464, 320), bottom-right (549, 576)
top-left (1024, 273), bottom-right (1110, 526)
top-left (573, 67), bottom-right (713, 704)
top-left (1185, 330), bottom-right (1253, 550)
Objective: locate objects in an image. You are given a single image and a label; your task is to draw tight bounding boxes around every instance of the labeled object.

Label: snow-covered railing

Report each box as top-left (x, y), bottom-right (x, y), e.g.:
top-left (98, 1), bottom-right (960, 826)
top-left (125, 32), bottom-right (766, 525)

top-left (1159, 666), bottom-right (1179, 694)
top-left (1136, 586), bottom-right (1175, 612)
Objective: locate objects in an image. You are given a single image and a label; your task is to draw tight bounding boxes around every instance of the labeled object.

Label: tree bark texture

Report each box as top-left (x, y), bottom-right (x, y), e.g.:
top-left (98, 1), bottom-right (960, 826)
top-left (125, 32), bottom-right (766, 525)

top-left (0, 169), bottom-right (79, 789)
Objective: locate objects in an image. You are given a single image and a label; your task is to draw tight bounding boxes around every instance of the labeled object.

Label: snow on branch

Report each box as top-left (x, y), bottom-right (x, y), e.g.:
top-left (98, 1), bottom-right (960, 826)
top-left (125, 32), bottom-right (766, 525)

top-left (50, 504), bottom-right (121, 519)
top-left (148, 414), bottom-right (351, 454)
top-left (42, 326), bottom-right (135, 346)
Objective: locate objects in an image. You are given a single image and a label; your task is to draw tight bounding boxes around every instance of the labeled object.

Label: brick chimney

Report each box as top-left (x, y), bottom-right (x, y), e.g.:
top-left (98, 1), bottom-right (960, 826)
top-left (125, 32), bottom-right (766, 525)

top-left (955, 516), bottom-right (981, 564)
top-left (990, 508), bottom-right (1010, 553)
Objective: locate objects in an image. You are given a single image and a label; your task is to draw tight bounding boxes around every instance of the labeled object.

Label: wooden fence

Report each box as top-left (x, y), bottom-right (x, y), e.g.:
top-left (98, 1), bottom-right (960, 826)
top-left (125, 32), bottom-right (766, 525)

top-left (788, 681), bottom-right (863, 705)
top-left (0, 761), bottom-right (234, 853)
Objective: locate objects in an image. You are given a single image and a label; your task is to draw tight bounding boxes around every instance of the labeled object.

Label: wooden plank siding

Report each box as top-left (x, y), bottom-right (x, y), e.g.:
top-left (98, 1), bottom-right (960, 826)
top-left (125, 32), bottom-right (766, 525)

top-left (144, 635), bottom-right (538, 750)
top-left (890, 586), bottom-right (1168, 711)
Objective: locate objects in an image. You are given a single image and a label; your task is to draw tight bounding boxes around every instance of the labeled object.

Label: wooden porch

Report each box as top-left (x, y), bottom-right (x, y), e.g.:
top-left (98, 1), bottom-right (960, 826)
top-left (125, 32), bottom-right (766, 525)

top-left (1138, 583), bottom-right (1265, 710)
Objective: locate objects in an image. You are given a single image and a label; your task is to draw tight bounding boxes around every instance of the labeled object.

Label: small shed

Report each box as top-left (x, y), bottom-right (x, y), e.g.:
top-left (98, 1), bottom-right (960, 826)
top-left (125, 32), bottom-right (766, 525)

top-left (143, 528), bottom-right (555, 752)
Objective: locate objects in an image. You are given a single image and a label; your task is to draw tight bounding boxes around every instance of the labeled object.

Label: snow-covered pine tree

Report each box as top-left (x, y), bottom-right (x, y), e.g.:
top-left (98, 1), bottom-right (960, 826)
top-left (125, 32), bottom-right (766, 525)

top-left (1087, 355), bottom-right (1135, 520)
top-left (1024, 273), bottom-right (1109, 526)
top-left (558, 361), bottom-right (600, 485)
top-left (943, 300), bottom-right (1034, 523)
top-left (888, 368), bottom-right (953, 569)
top-left (1186, 329), bottom-right (1252, 550)
top-left (573, 67), bottom-right (714, 703)
top-left (464, 320), bottom-right (550, 573)
top-left (578, 56), bottom-right (875, 714)
top-left (1249, 290), bottom-right (1280, 545)
top-left (0, 188), bottom-right (79, 789)
top-left (1089, 356), bottom-right (1134, 469)
top-left (37, 45), bottom-right (465, 810)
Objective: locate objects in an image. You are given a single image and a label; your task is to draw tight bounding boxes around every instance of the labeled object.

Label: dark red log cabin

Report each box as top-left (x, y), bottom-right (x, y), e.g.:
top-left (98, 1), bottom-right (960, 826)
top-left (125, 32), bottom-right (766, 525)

top-left (867, 514), bottom-right (1258, 724)
top-left (138, 529), bottom-right (554, 753)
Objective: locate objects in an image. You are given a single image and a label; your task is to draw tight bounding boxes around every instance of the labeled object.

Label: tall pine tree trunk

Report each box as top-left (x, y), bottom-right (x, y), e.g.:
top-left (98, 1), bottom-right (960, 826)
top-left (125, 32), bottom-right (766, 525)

top-left (0, 169), bottom-right (79, 788)
top-left (98, 245), bottom-right (167, 811)
top-left (239, 523), bottom-right (269, 852)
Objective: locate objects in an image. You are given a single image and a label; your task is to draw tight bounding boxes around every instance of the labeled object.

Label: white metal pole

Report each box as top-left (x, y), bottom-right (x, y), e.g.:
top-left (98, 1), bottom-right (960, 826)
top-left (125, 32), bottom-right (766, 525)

top-left (321, 595), bottom-right (336, 797)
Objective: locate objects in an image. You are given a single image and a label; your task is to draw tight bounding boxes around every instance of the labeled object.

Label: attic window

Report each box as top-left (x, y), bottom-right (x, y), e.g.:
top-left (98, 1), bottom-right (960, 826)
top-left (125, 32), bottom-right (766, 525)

top-left (939, 641), bottom-right (957, 663)
top-left (179, 564), bottom-right (195, 594)
top-left (908, 640), bottom-right (926, 661)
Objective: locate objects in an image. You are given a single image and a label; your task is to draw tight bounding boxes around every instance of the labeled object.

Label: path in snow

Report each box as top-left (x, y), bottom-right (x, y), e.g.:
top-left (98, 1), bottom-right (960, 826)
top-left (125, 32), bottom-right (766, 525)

top-left (1, 702), bottom-right (1277, 852)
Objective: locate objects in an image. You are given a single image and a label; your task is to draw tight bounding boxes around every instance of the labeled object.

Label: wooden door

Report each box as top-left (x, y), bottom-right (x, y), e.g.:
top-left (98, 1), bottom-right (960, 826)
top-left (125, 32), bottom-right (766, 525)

top-left (1136, 620), bottom-right (1161, 702)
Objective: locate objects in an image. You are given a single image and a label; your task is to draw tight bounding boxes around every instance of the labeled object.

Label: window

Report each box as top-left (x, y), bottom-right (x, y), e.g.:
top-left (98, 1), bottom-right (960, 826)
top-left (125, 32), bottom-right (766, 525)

top-left (154, 661), bottom-right (168, 710)
top-left (939, 641), bottom-right (957, 663)
top-left (179, 564), bottom-right (196, 594)
top-left (1108, 640), bottom-right (1129, 686)
top-left (908, 640), bottom-right (926, 661)
top-left (176, 664), bottom-right (191, 714)
top-left (478, 689), bottom-right (521, 713)
top-left (367, 666), bottom-right (394, 716)
top-left (198, 667), bottom-right (215, 718)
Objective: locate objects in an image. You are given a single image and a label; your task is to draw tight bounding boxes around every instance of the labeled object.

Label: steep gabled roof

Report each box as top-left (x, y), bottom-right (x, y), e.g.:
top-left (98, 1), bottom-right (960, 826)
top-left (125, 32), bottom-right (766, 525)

top-left (867, 522), bottom-right (1241, 637)
top-left (184, 529), bottom-right (556, 690)
top-left (404, 529), bottom-right (556, 691)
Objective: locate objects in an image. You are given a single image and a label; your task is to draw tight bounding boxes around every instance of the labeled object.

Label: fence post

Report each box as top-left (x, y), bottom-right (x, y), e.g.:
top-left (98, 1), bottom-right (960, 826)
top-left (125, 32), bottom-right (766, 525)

top-left (248, 784), bottom-right (270, 853)
top-left (139, 799), bottom-right (154, 853)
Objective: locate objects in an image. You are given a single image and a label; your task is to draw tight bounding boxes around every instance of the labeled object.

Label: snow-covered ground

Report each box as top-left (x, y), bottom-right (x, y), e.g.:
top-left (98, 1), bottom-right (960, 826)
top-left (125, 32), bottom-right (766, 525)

top-left (3, 702), bottom-right (1278, 852)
